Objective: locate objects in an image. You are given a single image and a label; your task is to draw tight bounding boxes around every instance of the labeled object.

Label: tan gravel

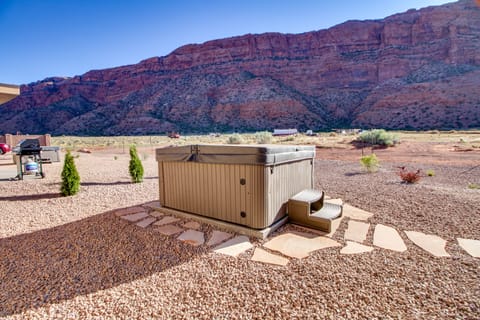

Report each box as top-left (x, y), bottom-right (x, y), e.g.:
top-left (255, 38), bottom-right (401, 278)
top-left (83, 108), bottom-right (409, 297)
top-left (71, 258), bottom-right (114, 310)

top-left (1, 147), bottom-right (479, 319)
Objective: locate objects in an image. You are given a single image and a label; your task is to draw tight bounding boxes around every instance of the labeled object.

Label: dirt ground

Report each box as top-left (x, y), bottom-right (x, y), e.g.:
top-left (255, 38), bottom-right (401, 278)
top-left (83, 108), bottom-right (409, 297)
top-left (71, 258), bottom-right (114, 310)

top-left (0, 139), bottom-right (479, 319)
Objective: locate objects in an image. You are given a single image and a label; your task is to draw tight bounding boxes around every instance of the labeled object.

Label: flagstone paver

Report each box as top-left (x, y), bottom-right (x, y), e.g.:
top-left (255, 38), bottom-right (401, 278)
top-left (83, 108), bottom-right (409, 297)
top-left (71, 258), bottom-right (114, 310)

top-left (251, 248), bottom-right (289, 266)
top-left (207, 230), bottom-right (234, 247)
top-left (136, 217), bottom-right (157, 228)
top-left (344, 220), bottom-right (370, 243)
top-left (154, 225), bottom-right (184, 236)
top-left (213, 236), bottom-right (253, 257)
top-left (183, 221), bottom-right (201, 230)
top-left (325, 198), bottom-right (343, 206)
top-left (405, 231), bottom-right (450, 257)
top-left (150, 211), bottom-right (165, 218)
top-left (121, 211), bottom-right (150, 222)
top-left (154, 216), bottom-right (180, 226)
top-left (115, 206), bottom-right (145, 217)
top-left (263, 232), bottom-right (341, 259)
top-left (373, 224), bottom-right (407, 252)
top-left (177, 230), bottom-right (205, 246)
top-left (342, 204), bottom-right (374, 221)
top-left (340, 241), bottom-right (374, 254)
top-left (457, 238), bottom-right (480, 258)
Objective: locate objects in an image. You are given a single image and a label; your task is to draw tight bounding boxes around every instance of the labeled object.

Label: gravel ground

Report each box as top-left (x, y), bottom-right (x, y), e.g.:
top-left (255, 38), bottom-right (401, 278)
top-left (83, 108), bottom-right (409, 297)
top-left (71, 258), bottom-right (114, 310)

top-left (0, 146), bottom-right (479, 319)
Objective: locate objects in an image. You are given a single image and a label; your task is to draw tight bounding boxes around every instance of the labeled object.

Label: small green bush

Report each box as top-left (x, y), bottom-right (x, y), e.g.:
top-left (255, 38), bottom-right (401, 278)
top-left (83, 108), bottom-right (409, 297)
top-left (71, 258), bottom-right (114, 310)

top-left (426, 169), bottom-right (435, 177)
top-left (255, 131), bottom-right (273, 144)
top-left (360, 153), bottom-right (379, 173)
top-left (468, 183), bottom-right (479, 189)
top-left (358, 129), bottom-right (398, 147)
top-left (61, 151), bottom-right (80, 196)
top-left (227, 134), bottom-right (244, 144)
top-left (129, 145), bottom-right (144, 183)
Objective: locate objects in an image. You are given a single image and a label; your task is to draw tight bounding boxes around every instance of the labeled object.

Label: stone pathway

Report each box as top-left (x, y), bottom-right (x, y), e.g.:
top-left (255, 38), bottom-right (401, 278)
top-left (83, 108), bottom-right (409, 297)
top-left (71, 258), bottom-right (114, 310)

top-left (373, 224), bottom-right (407, 252)
top-left (177, 230), bottom-right (205, 246)
top-left (155, 225), bottom-right (184, 236)
top-left (344, 220), bottom-right (370, 243)
top-left (457, 238), bottom-right (480, 258)
top-left (207, 230), bottom-right (233, 247)
top-left (121, 211), bottom-right (149, 222)
top-left (405, 231), bottom-right (450, 257)
top-left (113, 200), bottom-right (478, 268)
top-left (340, 241), bottom-right (374, 254)
top-left (251, 248), bottom-right (289, 266)
top-left (213, 236), bottom-right (253, 257)
top-left (263, 231), bottom-right (341, 259)
top-left (136, 217), bottom-right (156, 228)
top-left (154, 216), bottom-right (180, 226)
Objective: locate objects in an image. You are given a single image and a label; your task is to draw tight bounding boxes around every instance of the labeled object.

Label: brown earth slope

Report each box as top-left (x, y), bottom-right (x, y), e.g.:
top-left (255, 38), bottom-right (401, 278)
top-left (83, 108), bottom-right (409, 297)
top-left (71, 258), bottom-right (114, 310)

top-left (1, 0), bottom-right (479, 135)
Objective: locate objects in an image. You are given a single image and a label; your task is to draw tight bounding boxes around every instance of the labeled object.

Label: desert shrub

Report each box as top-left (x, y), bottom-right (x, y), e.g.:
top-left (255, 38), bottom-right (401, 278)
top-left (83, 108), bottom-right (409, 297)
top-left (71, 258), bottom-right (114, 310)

top-left (284, 135), bottom-right (295, 142)
top-left (255, 131), bottom-right (273, 144)
top-left (426, 169), bottom-right (435, 177)
top-left (398, 167), bottom-right (421, 184)
top-left (61, 151), bottom-right (80, 196)
top-left (227, 134), bottom-right (244, 144)
top-left (468, 183), bottom-right (479, 189)
top-left (360, 153), bottom-right (379, 173)
top-left (358, 129), bottom-right (398, 146)
top-left (129, 145), bottom-right (144, 183)
top-left (114, 156), bottom-right (118, 160)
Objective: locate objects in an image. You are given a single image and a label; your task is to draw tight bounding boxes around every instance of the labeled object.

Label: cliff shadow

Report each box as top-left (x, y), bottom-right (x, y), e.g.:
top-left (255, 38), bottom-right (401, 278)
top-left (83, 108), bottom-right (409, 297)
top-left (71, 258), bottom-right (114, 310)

top-left (0, 204), bottom-right (205, 317)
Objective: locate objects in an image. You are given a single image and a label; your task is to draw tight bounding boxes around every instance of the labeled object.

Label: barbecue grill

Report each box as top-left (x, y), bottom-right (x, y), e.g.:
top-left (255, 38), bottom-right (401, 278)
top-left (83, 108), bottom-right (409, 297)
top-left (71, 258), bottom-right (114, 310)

top-left (14, 139), bottom-right (45, 180)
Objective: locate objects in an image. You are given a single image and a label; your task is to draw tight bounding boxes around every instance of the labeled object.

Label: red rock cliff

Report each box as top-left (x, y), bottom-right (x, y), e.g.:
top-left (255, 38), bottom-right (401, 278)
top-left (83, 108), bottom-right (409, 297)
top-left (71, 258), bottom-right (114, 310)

top-left (1, 0), bottom-right (479, 135)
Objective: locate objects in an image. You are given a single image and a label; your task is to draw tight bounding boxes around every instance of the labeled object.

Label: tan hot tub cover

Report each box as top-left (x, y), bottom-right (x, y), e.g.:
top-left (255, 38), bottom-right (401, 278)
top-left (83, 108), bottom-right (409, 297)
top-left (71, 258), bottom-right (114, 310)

top-left (156, 144), bottom-right (315, 229)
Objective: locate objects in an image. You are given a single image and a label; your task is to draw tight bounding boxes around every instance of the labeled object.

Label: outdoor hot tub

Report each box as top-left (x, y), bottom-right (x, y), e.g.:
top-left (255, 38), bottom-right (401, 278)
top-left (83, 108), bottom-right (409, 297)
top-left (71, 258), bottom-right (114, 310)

top-left (156, 144), bottom-right (315, 229)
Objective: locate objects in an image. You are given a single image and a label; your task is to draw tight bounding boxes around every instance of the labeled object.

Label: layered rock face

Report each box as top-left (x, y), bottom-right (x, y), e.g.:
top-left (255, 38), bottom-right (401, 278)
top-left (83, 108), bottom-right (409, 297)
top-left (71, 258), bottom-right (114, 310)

top-left (1, 0), bottom-right (479, 135)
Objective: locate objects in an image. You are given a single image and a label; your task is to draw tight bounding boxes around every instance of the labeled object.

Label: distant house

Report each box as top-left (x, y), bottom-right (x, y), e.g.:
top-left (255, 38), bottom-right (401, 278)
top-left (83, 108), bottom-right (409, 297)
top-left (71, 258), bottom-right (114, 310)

top-left (273, 129), bottom-right (298, 136)
top-left (334, 128), bottom-right (361, 135)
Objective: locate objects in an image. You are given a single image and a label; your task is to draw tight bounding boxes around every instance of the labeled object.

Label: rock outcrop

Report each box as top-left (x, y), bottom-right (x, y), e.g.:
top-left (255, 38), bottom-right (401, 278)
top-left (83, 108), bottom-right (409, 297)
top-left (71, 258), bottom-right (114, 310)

top-left (1, 0), bottom-right (479, 135)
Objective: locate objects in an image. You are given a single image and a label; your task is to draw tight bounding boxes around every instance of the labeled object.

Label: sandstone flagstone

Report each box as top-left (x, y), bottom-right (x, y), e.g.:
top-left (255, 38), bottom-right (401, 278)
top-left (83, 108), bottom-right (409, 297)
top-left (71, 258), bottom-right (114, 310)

top-left (183, 221), bottom-right (201, 230)
top-left (373, 224), bottom-right (407, 252)
top-left (207, 230), bottom-right (234, 247)
top-left (251, 248), bottom-right (289, 266)
top-left (121, 211), bottom-right (149, 222)
top-left (136, 217), bottom-right (156, 228)
top-left (342, 204), bottom-right (374, 221)
top-left (213, 236), bottom-right (253, 257)
top-left (154, 225), bottom-right (184, 236)
top-left (154, 216), bottom-right (180, 226)
top-left (115, 206), bottom-right (145, 217)
top-left (344, 220), bottom-right (370, 243)
top-left (325, 198), bottom-right (343, 206)
top-left (150, 211), bottom-right (165, 218)
top-left (263, 231), bottom-right (341, 259)
top-left (457, 238), bottom-right (480, 258)
top-left (340, 241), bottom-right (374, 254)
top-left (177, 230), bottom-right (205, 246)
top-left (405, 231), bottom-right (450, 257)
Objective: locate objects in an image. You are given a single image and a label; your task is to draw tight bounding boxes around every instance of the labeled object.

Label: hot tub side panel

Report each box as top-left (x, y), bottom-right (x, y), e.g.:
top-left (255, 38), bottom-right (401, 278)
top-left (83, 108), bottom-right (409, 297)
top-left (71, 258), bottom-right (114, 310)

top-left (265, 159), bottom-right (314, 224)
top-left (159, 161), bottom-right (268, 228)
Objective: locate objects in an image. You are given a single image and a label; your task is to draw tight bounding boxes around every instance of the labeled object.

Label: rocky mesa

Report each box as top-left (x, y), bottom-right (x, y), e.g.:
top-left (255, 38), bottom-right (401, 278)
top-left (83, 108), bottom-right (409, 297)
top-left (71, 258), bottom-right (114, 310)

top-left (1, 0), bottom-right (479, 135)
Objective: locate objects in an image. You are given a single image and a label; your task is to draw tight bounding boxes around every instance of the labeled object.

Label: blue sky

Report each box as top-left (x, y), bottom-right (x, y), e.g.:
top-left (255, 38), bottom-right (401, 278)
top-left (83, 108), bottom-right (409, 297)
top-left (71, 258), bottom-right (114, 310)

top-left (0, 0), bottom-right (453, 85)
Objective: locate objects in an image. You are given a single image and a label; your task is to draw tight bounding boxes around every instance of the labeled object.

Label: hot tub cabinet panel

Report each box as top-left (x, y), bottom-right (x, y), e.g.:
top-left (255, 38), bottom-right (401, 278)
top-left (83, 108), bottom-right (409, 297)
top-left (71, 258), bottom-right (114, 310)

top-left (156, 145), bottom-right (314, 229)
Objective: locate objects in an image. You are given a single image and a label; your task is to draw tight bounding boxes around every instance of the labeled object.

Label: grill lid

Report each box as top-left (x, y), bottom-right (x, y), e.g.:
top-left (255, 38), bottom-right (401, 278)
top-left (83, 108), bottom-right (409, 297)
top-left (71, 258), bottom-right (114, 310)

top-left (16, 139), bottom-right (42, 155)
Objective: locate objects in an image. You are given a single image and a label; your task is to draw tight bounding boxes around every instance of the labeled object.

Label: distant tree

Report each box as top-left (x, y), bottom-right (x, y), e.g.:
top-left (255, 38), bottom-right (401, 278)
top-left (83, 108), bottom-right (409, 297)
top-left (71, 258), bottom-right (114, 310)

top-left (129, 145), bottom-right (144, 183)
top-left (61, 151), bottom-right (80, 196)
